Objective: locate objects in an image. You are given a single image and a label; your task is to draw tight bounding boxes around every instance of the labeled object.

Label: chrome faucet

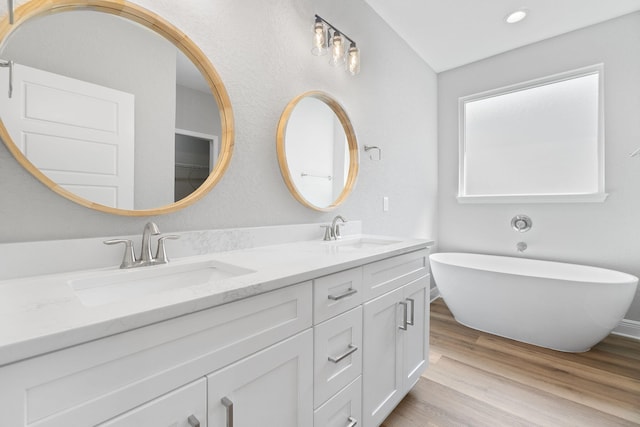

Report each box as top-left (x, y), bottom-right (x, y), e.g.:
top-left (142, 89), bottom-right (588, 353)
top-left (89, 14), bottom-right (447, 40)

top-left (140, 222), bottom-right (160, 264)
top-left (104, 222), bottom-right (179, 268)
top-left (330, 215), bottom-right (347, 240)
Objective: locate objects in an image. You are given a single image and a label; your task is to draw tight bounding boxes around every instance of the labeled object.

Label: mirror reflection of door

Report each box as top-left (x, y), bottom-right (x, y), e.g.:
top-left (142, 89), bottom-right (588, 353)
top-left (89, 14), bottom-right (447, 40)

top-left (0, 62), bottom-right (136, 209)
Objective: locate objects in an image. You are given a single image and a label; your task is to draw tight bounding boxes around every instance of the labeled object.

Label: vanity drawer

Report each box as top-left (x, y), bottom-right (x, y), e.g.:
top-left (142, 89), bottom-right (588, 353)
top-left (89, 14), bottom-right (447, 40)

top-left (362, 249), bottom-right (429, 300)
top-left (314, 267), bottom-right (363, 324)
top-left (314, 306), bottom-right (362, 408)
top-left (314, 376), bottom-right (362, 427)
top-left (0, 282), bottom-right (311, 427)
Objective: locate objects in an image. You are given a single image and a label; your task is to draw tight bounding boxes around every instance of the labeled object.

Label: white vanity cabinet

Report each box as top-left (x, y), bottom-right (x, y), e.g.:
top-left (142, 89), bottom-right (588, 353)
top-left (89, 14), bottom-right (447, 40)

top-left (0, 282), bottom-right (312, 427)
top-left (362, 251), bottom-right (430, 427)
top-left (313, 248), bottom-right (430, 427)
top-left (98, 378), bottom-right (207, 427)
top-left (0, 242), bottom-right (431, 427)
top-left (207, 330), bottom-right (313, 427)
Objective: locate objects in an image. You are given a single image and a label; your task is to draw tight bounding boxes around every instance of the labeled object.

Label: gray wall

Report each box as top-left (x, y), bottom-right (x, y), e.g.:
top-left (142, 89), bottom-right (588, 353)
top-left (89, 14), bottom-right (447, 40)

top-left (0, 1), bottom-right (438, 245)
top-left (437, 12), bottom-right (640, 320)
top-left (176, 84), bottom-right (221, 138)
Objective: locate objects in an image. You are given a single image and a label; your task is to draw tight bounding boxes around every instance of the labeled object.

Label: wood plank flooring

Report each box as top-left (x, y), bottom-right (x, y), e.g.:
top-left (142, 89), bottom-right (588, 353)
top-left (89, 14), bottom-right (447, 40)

top-left (382, 298), bottom-right (640, 427)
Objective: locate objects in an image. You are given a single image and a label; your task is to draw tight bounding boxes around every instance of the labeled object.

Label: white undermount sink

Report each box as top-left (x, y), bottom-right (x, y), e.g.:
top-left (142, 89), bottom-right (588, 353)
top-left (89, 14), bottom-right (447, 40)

top-left (326, 236), bottom-right (401, 250)
top-left (68, 259), bottom-right (255, 307)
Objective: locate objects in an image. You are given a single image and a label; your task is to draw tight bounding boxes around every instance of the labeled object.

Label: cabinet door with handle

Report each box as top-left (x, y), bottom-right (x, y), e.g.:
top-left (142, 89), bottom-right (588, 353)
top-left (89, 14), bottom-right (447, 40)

top-left (362, 287), bottom-right (404, 427)
top-left (207, 330), bottom-right (313, 427)
top-left (402, 275), bottom-right (430, 390)
top-left (98, 378), bottom-right (206, 427)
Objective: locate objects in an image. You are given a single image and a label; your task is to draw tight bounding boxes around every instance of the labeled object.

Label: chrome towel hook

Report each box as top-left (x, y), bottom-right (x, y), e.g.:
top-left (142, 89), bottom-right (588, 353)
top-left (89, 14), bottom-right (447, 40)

top-left (364, 145), bottom-right (381, 160)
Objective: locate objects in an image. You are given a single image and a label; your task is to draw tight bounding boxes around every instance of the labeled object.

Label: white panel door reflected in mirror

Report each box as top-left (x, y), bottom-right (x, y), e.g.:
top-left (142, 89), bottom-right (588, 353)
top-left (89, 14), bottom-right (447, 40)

top-left (458, 64), bottom-right (606, 203)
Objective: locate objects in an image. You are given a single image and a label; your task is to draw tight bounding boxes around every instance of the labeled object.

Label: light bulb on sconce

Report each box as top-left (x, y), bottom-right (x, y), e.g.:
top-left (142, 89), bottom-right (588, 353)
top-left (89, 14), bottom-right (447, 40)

top-left (347, 43), bottom-right (360, 75)
top-left (329, 32), bottom-right (345, 66)
top-left (312, 15), bottom-right (360, 76)
top-left (311, 17), bottom-right (327, 56)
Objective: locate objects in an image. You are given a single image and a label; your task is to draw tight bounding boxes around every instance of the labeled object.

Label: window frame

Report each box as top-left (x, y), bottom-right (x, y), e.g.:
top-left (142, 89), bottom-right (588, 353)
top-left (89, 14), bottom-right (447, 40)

top-left (457, 64), bottom-right (607, 204)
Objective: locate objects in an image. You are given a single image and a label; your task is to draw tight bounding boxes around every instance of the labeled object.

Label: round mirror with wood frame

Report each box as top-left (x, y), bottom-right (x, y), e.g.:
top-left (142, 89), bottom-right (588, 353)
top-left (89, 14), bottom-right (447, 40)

top-left (0, 0), bottom-right (234, 216)
top-left (276, 91), bottom-right (359, 212)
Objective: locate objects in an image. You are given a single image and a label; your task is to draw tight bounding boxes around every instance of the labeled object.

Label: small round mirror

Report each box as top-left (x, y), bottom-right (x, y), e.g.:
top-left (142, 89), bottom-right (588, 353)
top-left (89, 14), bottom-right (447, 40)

top-left (276, 91), bottom-right (358, 211)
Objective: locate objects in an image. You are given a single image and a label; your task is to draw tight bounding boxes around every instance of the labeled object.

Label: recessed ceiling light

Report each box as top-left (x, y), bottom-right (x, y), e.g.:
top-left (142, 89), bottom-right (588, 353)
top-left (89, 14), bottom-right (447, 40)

top-left (505, 9), bottom-right (528, 24)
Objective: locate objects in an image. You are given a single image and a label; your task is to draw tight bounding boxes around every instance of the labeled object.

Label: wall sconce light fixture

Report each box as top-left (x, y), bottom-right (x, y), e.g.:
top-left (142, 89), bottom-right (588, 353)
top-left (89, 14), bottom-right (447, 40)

top-left (312, 15), bottom-right (360, 76)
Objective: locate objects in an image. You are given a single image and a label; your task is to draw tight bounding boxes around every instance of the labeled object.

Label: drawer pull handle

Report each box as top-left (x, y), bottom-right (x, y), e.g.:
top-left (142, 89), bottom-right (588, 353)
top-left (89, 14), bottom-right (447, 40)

top-left (328, 288), bottom-right (358, 301)
top-left (328, 344), bottom-right (358, 363)
top-left (399, 301), bottom-right (409, 330)
top-left (187, 415), bottom-right (201, 427)
top-left (406, 297), bottom-right (415, 326)
top-left (347, 416), bottom-right (358, 427)
top-left (221, 396), bottom-right (234, 427)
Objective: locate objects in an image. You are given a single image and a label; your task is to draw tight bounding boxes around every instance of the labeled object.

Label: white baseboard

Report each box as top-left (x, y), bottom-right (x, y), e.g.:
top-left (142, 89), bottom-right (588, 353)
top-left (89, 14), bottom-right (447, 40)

top-left (429, 287), bottom-right (440, 303)
top-left (612, 319), bottom-right (640, 341)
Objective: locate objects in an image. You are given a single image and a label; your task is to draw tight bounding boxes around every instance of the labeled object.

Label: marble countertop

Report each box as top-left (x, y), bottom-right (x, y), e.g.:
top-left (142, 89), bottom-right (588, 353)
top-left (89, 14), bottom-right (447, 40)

top-left (0, 234), bottom-right (433, 367)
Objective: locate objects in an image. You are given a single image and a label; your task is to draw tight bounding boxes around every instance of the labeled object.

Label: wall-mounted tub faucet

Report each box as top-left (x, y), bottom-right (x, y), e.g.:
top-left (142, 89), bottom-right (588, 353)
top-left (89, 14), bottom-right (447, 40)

top-left (517, 242), bottom-right (528, 252)
top-left (104, 222), bottom-right (179, 268)
top-left (511, 215), bottom-right (532, 232)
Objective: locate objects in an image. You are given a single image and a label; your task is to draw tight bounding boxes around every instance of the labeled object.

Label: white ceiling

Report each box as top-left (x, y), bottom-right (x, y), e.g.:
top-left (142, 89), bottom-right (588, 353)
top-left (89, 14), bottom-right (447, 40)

top-left (363, 0), bottom-right (640, 72)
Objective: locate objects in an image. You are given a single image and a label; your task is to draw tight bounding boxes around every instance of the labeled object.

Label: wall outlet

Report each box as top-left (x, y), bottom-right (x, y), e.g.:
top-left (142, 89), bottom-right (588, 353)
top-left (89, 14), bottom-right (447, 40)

top-left (383, 196), bottom-right (389, 212)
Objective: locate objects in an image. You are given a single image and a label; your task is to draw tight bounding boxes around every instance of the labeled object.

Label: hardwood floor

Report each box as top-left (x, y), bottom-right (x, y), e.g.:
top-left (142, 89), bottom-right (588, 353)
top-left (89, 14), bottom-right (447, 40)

top-left (382, 298), bottom-right (640, 427)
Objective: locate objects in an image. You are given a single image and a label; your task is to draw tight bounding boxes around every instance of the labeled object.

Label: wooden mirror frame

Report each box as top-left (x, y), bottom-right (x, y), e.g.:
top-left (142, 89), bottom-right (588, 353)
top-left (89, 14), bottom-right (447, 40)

top-left (0, 0), bottom-right (234, 216)
top-left (276, 91), bottom-right (359, 212)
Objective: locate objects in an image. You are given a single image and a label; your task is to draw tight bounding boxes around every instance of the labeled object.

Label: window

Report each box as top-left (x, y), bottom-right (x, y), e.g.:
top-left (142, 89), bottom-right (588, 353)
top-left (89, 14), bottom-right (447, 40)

top-left (458, 64), bottom-right (606, 203)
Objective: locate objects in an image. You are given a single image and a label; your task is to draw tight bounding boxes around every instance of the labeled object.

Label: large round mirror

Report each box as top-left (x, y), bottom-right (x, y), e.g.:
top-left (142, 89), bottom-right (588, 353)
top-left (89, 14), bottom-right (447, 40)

top-left (276, 91), bottom-right (358, 211)
top-left (0, 0), bottom-right (233, 216)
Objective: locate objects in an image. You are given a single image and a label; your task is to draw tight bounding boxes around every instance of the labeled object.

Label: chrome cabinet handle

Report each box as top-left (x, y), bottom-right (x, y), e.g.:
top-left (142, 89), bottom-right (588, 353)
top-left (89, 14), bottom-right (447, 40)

top-left (347, 416), bottom-right (358, 427)
top-left (398, 301), bottom-right (408, 330)
top-left (221, 396), bottom-right (234, 427)
top-left (187, 415), bottom-right (200, 427)
top-left (328, 288), bottom-right (357, 301)
top-left (406, 297), bottom-right (415, 326)
top-left (328, 344), bottom-right (358, 363)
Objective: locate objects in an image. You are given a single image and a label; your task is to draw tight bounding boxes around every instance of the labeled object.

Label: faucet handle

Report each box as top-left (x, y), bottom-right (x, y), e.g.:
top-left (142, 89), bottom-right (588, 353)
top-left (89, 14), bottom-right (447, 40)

top-left (333, 223), bottom-right (343, 240)
top-left (321, 225), bottom-right (333, 241)
top-left (155, 235), bottom-right (180, 264)
top-left (104, 239), bottom-right (137, 269)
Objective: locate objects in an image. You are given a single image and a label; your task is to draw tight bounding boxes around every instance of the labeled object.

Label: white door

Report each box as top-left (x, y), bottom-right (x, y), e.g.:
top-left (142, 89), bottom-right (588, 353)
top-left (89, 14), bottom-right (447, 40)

top-left (207, 330), bottom-right (313, 427)
top-left (0, 62), bottom-right (135, 208)
top-left (362, 287), bottom-right (404, 427)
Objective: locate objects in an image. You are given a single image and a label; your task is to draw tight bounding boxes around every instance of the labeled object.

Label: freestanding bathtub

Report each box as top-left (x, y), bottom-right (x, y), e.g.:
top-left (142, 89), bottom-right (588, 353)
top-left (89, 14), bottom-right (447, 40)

top-left (429, 253), bottom-right (638, 352)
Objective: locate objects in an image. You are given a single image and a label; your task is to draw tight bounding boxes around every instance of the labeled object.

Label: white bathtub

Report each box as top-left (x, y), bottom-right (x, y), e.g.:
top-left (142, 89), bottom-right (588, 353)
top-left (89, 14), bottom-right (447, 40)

top-left (429, 253), bottom-right (638, 352)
